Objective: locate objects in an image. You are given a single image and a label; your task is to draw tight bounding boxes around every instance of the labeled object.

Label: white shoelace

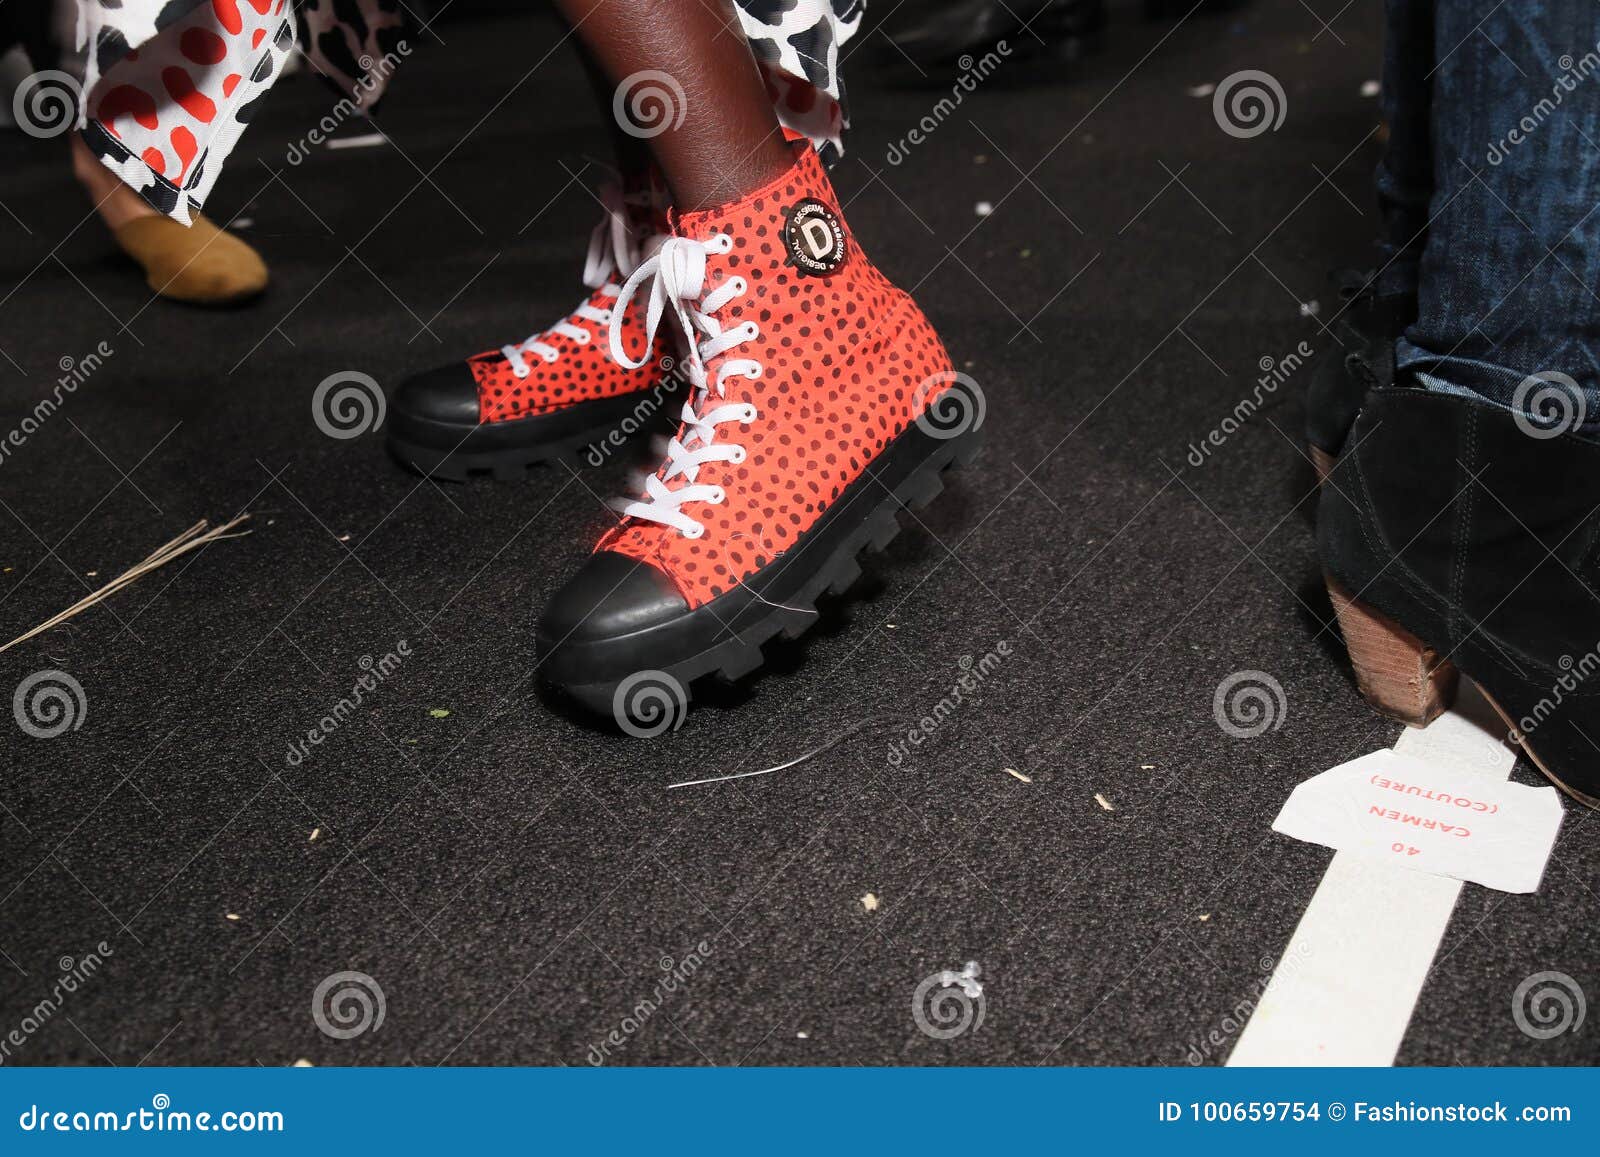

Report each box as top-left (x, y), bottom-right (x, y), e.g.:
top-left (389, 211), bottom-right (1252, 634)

top-left (500, 186), bottom-right (650, 378)
top-left (606, 232), bottom-right (763, 539)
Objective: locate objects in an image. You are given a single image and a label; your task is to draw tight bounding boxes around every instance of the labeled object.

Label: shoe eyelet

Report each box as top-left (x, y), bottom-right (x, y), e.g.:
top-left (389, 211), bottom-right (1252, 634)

top-left (513, 367), bottom-right (530, 380)
top-left (684, 524), bottom-right (706, 540)
top-left (743, 322), bottom-right (759, 340)
top-left (708, 487), bottom-right (726, 504)
top-left (544, 353), bottom-right (560, 364)
top-left (574, 332), bottom-right (591, 345)
top-left (742, 405), bottom-right (759, 422)
top-left (729, 447), bottom-right (747, 464)
top-left (712, 234), bottom-right (734, 253)
top-left (746, 365), bottom-right (762, 380)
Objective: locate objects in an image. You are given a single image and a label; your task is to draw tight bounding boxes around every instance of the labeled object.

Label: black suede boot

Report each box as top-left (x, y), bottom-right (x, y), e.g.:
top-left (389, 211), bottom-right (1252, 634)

top-left (1318, 383), bottom-right (1600, 805)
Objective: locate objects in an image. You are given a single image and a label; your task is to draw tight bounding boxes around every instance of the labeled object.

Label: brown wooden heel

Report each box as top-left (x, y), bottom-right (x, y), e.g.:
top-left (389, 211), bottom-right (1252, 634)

top-left (1309, 445), bottom-right (1337, 486)
top-left (1326, 577), bottom-right (1458, 726)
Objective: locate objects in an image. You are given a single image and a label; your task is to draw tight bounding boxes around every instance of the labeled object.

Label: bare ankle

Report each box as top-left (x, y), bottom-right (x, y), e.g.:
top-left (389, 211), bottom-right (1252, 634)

top-left (70, 135), bottom-right (159, 231)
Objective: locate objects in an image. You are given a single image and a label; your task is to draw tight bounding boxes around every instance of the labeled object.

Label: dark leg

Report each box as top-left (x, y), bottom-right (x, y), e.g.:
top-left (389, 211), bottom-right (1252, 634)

top-left (1374, 0), bottom-right (1432, 301)
top-left (574, 37), bottom-right (655, 187)
top-left (551, 0), bottom-right (794, 210)
top-left (1400, 0), bottom-right (1600, 424)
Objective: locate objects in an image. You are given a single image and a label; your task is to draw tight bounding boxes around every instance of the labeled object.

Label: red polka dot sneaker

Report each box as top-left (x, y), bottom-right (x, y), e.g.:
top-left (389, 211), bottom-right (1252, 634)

top-left (537, 143), bottom-right (984, 721)
top-left (388, 184), bottom-right (682, 481)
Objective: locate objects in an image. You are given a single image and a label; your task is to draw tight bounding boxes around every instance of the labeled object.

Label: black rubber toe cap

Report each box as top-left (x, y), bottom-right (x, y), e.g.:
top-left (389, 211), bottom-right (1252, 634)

top-left (392, 361), bottom-right (482, 431)
top-left (538, 550), bottom-right (689, 648)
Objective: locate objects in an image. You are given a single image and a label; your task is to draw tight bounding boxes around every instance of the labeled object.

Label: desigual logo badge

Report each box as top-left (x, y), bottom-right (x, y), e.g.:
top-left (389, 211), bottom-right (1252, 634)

top-left (782, 199), bottom-right (847, 277)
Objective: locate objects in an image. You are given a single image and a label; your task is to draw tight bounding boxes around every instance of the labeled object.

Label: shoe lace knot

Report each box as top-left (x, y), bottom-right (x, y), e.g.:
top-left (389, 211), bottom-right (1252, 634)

top-left (605, 231), bottom-right (764, 539)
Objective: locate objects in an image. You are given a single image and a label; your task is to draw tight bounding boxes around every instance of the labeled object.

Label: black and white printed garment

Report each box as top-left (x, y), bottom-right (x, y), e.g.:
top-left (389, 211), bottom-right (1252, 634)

top-left (68, 0), bottom-right (864, 225)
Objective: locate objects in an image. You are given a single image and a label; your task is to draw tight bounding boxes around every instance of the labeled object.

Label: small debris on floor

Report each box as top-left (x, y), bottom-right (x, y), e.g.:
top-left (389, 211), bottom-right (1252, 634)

top-left (291, 1058), bottom-right (313, 1067)
top-left (1187, 82), bottom-right (1216, 97)
top-left (1005, 768), bottom-right (1032, 784)
top-left (975, 201), bottom-right (994, 217)
top-left (1020, 248), bottom-right (1032, 259)
top-left (338, 533), bottom-right (351, 542)
top-left (1198, 913), bottom-right (1212, 922)
top-left (973, 154), bottom-right (987, 164)
top-left (885, 622), bottom-right (896, 629)
top-left (861, 893), bottom-right (879, 912)
top-left (1361, 79), bottom-right (1380, 97)
top-left (937, 961), bottom-right (983, 999)
top-left (428, 708), bottom-right (451, 719)
top-left (326, 131), bottom-right (386, 151)
top-left (796, 1031), bottom-right (809, 1039)
top-left (225, 912), bottom-right (241, 921)
top-left (309, 827), bottom-right (321, 842)
top-left (1140, 763), bottom-right (1155, 770)
top-left (85, 570), bottom-right (97, 577)
top-left (1094, 792), bottom-right (1115, 812)
top-left (667, 715), bottom-right (887, 789)
top-left (1299, 299), bottom-right (1321, 318)
top-left (234, 217), bottom-right (255, 230)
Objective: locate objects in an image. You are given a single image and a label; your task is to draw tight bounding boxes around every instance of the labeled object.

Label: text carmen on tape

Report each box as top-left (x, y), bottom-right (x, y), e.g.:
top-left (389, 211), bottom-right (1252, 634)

top-left (1271, 749), bottom-right (1565, 894)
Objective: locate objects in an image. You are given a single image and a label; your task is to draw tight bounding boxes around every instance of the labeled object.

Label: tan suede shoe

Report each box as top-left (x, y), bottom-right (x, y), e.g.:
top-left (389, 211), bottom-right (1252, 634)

top-left (113, 214), bottom-right (269, 306)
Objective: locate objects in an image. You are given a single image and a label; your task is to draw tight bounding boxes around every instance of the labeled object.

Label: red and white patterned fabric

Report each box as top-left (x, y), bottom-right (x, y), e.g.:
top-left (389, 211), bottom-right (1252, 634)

top-left (79, 0), bottom-right (303, 224)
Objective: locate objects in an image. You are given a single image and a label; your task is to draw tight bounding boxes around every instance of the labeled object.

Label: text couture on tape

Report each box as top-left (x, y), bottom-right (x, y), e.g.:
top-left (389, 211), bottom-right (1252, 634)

top-left (1273, 749), bottom-right (1565, 893)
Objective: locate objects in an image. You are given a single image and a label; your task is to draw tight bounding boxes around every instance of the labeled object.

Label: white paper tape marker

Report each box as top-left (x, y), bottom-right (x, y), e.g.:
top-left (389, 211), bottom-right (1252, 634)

top-left (1227, 682), bottom-right (1548, 1066)
top-left (1273, 749), bottom-right (1563, 893)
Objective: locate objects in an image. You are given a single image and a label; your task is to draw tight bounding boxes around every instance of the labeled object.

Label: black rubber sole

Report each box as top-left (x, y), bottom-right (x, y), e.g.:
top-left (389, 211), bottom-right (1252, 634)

top-left (537, 406), bottom-right (985, 722)
top-left (387, 379), bottom-right (684, 482)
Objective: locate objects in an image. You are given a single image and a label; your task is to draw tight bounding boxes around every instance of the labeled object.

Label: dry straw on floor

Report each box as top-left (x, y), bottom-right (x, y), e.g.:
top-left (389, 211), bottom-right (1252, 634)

top-left (0, 515), bottom-right (252, 655)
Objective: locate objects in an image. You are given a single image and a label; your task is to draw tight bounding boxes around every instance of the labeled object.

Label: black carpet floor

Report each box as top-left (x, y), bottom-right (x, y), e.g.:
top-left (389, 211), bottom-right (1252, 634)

top-left (1, 1), bottom-right (1596, 1067)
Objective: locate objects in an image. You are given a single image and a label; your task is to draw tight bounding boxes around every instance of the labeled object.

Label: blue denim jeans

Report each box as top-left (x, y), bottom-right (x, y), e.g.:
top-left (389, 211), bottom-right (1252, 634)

top-left (1385, 1), bottom-right (1600, 425)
